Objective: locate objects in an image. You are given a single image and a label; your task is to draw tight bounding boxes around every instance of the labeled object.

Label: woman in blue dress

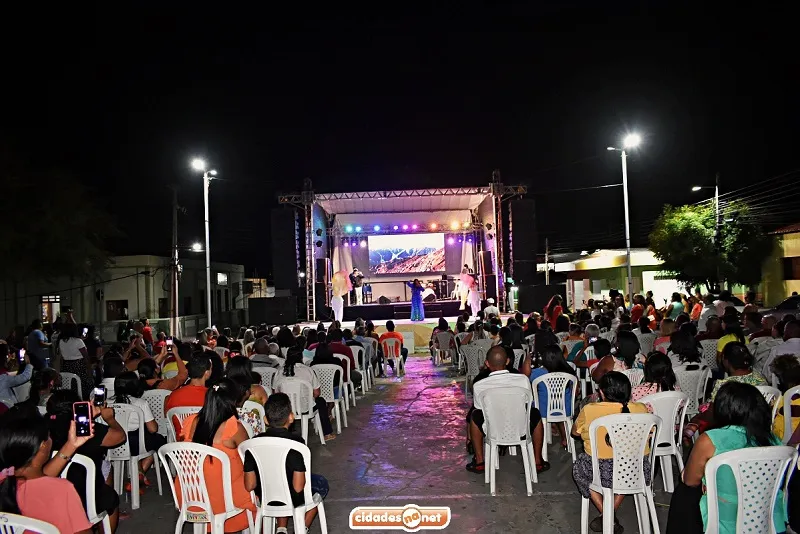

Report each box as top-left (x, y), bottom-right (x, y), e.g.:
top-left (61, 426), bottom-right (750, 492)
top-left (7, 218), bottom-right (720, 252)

top-left (408, 279), bottom-right (425, 321)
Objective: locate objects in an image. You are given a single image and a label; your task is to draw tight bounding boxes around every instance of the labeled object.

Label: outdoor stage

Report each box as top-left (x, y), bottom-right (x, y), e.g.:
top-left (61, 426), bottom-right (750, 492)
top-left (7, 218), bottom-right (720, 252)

top-left (300, 316), bottom-right (463, 352)
top-left (342, 299), bottom-right (465, 321)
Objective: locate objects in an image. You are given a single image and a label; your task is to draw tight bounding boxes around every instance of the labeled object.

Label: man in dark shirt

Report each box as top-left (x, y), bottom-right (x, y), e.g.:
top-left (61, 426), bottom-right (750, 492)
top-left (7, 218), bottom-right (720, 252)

top-left (244, 394), bottom-right (329, 534)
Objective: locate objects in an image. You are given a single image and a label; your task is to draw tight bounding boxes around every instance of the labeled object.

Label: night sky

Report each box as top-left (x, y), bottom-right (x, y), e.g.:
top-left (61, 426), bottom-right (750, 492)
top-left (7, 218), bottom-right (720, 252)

top-left (5, 5), bottom-right (799, 277)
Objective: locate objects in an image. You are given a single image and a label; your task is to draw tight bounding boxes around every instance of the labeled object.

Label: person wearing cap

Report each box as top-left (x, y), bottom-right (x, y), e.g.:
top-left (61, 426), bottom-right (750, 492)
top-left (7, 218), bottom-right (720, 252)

top-left (483, 298), bottom-right (500, 318)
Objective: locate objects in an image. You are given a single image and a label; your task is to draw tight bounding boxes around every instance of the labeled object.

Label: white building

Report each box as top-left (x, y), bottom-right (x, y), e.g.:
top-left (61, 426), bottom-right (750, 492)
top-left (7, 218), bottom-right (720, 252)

top-left (0, 255), bottom-right (248, 341)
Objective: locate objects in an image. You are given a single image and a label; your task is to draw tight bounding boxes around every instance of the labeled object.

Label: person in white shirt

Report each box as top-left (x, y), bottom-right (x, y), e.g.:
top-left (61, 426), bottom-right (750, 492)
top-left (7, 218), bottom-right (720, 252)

top-left (713, 290), bottom-right (735, 318)
top-left (697, 294), bottom-right (717, 332)
top-left (57, 323), bottom-right (92, 401)
top-left (465, 346), bottom-right (547, 474)
top-left (483, 298), bottom-right (500, 318)
top-left (761, 320), bottom-right (800, 385)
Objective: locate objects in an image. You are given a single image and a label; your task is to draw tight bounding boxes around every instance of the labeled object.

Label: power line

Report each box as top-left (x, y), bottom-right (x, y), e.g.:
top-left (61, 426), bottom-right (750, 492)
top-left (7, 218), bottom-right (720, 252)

top-left (0, 268), bottom-right (167, 303)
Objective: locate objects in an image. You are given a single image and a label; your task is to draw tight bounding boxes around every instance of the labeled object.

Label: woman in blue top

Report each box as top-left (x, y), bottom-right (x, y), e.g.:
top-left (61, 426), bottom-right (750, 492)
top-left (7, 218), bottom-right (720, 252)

top-left (530, 344), bottom-right (576, 448)
top-left (679, 381), bottom-right (785, 534)
top-left (665, 292), bottom-right (685, 321)
top-left (407, 279), bottom-right (425, 322)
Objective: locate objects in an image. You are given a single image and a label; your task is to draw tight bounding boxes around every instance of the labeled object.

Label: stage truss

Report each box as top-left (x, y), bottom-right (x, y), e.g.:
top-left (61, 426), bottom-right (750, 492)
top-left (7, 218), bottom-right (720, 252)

top-left (279, 176), bottom-right (527, 321)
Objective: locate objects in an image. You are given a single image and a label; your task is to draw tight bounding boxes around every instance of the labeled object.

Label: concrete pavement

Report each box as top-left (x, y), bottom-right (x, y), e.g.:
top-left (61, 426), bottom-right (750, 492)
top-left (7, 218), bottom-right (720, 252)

top-left (121, 355), bottom-right (671, 533)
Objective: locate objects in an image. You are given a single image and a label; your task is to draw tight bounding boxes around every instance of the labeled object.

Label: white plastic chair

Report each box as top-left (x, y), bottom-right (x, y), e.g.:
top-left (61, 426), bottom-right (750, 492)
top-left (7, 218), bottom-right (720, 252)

top-left (276, 377), bottom-right (326, 445)
top-left (350, 345), bottom-right (370, 392)
top-left (12, 381), bottom-right (31, 403)
top-left (555, 332), bottom-right (570, 342)
top-left (107, 403), bottom-right (163, 510)
top-left (166, 406), bottom-right (202, 443)
top-left (531, 372), bottom-right (578, 462)
top-left (58, 452), bottom-right (112, 533)
top-left (525, 334), bottom-right (536, 353)
top-left (512, 349), bottom-right (526, 370)
top-left (380, 338), bottom-right (405, 376)
top-left (434, 331), bottom-right (456, 366)
top-left (0, 513), bottom-right (59, 533)
top-left (142, 389), bottom-right (172, 440)
top-left (673, 366), bottom-right (710, 417)
top-left (238, 437), bottom-right (328, 534)
top-left (561, 339), bottom-right (582, 358)
top-left (756, 385), bottom-right (781, 407)
top-left (579, 413), bottom-right (661, 534)
top-left (461, 344), bottom-right (484, 396)
top-left (477, 386), bottom-right (538, 496)
top-left (620, 368), bottom-right (644, 387)
top-left (639, 391), bottom-right (689, 493)
top-left (313, 364), bottom-right (347, 434)
top-left (255, 367), bottom-right (277, 396)
top-left (332, 354), bottom-right (356, 409)
top-left (699, 338), bottom-right (719, 369)
top-left (704, 445), bottom-right (797, 534)
top-left (637, 333), bottom-right (657, 355)
top-left (239, 400), bottom-right (266, 434)
top-left (60, 371), bottom-right (82, 399)
top-left (780, 384), bottom-right (800, 444)
top-left (473, 338), bottom-right (493, 358)
top-left (159, 442), bottom-right (255, 534)
top-left (579, 346), bottom-right (596, 398)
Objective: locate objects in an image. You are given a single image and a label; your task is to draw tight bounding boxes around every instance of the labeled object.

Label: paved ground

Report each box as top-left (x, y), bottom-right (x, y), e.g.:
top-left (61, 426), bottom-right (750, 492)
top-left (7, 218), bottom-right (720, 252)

top-left (121, 355), bottom-right (671, 533)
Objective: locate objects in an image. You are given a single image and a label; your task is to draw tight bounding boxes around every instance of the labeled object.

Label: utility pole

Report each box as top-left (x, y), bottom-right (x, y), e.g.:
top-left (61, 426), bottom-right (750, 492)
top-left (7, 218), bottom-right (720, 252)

top-left (544, 238), bottom-right (550, 285)
top-left (170, 187), bottom-right (180, 340)
top-left (715, 172), bottom-right (721, 291)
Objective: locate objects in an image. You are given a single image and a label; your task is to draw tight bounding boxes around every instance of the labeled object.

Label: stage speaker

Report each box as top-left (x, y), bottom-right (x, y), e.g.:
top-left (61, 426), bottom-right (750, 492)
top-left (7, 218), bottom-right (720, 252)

top-left (248, 297), bottom-right (297, 324)
top-left (315, 258), bottom-right (330, 284)
top-left (484, 275), bottom-right (497, 301)
top-left (510, 199), bottom-right (537, 284)
top-left (517, 284), bottom-right (565, 314)
top-left (271, 209), bottom-right (297, 290)
top-left (480, 251), bottom-right (494, 275)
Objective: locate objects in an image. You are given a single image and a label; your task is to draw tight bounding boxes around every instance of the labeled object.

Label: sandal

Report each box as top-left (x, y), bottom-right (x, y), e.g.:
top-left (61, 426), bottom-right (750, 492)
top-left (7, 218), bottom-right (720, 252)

top-left (138, 472), bottom-right (153, 488)
top-left (465, 457), bottom-right (485, 473)
top-left (536, 461), bottom-right (551, 473)
top-left (325, 433), bottom-right (337, 442)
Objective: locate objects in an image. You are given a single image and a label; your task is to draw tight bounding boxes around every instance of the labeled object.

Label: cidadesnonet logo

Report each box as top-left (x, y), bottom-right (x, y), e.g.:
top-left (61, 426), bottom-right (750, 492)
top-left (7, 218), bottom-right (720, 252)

top-left (349, 504), bottom-right (451, 531)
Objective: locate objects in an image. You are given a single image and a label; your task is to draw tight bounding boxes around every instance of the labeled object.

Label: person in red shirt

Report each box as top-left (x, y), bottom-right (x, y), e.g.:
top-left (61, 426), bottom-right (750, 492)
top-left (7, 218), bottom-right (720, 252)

top-left (543, 295), bottom-right (563, 325)
top-left (165, 354), bottom-right (212, 434)
top-left (630, 294), bottom-right (645, 324)
top-left (378, 320), bottom-right (408, 372)
top-left (153, 332), bottom-right (167, 352)
top-left (141, 317), bottom-right (154, 355)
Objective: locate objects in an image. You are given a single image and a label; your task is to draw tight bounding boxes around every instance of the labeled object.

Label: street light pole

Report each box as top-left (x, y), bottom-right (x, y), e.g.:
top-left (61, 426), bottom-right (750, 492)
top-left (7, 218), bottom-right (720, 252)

top-left (621, 149), bottom-right (634, 305)
top-left (203, 171), bottom-right (212, 329)
top-left (171, 187), bottom-right (180, 339)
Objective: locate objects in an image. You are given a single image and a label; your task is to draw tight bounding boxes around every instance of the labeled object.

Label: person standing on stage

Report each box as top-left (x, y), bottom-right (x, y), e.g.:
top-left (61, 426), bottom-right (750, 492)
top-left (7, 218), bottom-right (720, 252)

top-left (407, 279), bottom-right (425, 322)
top-left (350, 268), bottom-right (365, 305)
top-left (467, 274), bottom-right (482, 319)
top-left (331, 271), bottom-right (351, 323)
top-left (459, 265), bottom-right (472, 310)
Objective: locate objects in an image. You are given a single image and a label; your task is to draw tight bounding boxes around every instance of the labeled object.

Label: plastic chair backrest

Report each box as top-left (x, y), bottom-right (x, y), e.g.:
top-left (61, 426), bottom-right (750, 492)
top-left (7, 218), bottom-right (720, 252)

top-left (583, 346), bottom-right (596, 360)
top-left (107, 403), bottom-right (146, 461)
top-left (781, 385), bottom-right (800, 444)
top-left (381, 337), bottom-right (401, 359)
top-left (238, 437), bottom-right (314, 513)
top-left (699, 339), bottom-right (719, 369)
top-left (436, 331), bottom-right (455, 353)
top-left (473, 338), bottom-right (493, 356)
top-left (0, 513), bottom-right (59, 534)
top-left (59, 453), bottom-right (104, 522)
top-left (637, 333), bottom-right (657, 355)
top-left (638, 391), bottom-right (689, 447)
top-left (159, 442), bottom-right (236, 521)
top-left (704, 445), bottom-right (797, 534)
top-left (332, 354), bottom-right (351, 381)
top-left (531, 372), bottom-right (577, 419)
top-left (350, 345), bottom-right (365, 369)
top-left (555, 332), bottom-right (570, 342)
top-left (476, 386), bottom-right (533, 444)
top-left (313, 364), bottom-right (343, 402)
top-left (588, 413), bottom-right (660, 493)
top-left (561, 339), bottom-right (582, 356)
top-left (673, 367), bottom-right (708, 414)
top-left (276, 377), bottom-right (315, 415)
top-left (621, 368), bottom-right (645, 387)
top-left (461, 345), bottom-right (484, 379)
top-left (756, 386), bottom-right (781, 408)
top-left (142, 389), bottom-right (172, 438)
top-left (256, 367), bottom-right (277, 390)
top-left (166, 406), bottom-right (202, 442)
top-left (12, 382), bottom-right (31, 403)
top-left (512, 349), bottom-right (525, 369)
top-left (60, 372), bottom-right (82, 399)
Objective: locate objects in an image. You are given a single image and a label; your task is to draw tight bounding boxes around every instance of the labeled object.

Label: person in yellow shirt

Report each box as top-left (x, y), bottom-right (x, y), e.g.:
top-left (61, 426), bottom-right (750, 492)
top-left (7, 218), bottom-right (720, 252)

top-left (716, 313), bottom-right (747, 363)
top-left (571, 372), bottom-right (650, 532)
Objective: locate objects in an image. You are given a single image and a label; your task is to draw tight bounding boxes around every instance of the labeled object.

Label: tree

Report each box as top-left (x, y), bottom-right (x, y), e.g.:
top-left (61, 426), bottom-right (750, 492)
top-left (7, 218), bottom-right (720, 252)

top-left (648, 202), bottom-right (772, 291)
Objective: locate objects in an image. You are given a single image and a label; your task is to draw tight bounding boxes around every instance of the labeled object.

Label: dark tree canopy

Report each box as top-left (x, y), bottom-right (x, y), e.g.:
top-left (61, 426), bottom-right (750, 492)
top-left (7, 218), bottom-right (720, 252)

top-left (649, 202), bottom-right (772, 290)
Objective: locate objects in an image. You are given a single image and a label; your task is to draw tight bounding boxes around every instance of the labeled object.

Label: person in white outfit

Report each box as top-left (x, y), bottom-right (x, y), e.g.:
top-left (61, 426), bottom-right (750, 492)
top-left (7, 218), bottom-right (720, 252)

top-left (467, 275), bottom-right (482, 318)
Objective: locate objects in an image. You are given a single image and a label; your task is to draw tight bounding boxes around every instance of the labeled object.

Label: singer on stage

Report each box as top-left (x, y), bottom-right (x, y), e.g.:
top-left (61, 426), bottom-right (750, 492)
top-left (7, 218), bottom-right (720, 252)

top-left (350, 268), bottom-right (365, 305)
top-left (407, 279), bottom-right (425, 321)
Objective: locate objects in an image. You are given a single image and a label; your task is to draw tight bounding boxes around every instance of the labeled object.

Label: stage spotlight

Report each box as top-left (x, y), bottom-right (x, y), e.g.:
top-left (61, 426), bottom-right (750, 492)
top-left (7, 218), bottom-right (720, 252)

top-left (402, 225), bottom-right (408, 230)
top-left (315, 228), bottom-right (323, 236)
top-left (458, 237), bottom-right (463, 243)
top-left (359, 240), bottom-right (367, 248)
top-left (352, 240), bottom-right (358, 247)
top-left (430, 223), bottom-right (437, 230)
top-left (450, 221), bottom-right (459, 230)
top-left (298, 271), bottom-right (306, 278)
top-left (467, 236), bottom-right (473, 242)
top-left (345, 225), bottom-right (353, 233)
top-left (343, 241), bottom-right (350, 247)
top-left (462, 222), bottom-right (470, 229)
top-left (315, 240), bottom-right (323, 248)
top-left (393, 225), bottom-right (399, 231)
top-left (373, 225), bottom-right (381, 232)
top-left (447, 237), bottom-right (455, 245)
top-left (411, 224), bottom-right (418, 230)
top-left (355, 226), bottom-right (362, 232)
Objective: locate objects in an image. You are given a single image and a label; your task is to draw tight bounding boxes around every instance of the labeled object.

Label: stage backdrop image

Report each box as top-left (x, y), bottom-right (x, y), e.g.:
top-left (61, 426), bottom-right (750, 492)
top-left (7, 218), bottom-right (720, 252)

top-left (368, 233), bottom-right (445, 275)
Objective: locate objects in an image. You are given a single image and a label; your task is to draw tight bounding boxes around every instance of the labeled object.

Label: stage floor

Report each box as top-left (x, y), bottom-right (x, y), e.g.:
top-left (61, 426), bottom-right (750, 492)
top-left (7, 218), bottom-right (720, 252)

top-left (298, 316), bottom-right (461, 351)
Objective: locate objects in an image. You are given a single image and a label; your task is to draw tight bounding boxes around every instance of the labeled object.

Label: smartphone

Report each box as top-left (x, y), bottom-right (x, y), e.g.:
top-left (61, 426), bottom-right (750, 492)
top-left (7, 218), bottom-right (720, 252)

top-left (82, 327), bottom-right (89, 337)
top-left (92, 386), bottom-right (106, 406)
top-left (166, 337), bottom-right (173, 346)
top-left (73, 402), bottom-right (93, 437)
top-left (18, 348), bottom-right (25, 361)
top-left (589, 337), bottom-right (598, 344)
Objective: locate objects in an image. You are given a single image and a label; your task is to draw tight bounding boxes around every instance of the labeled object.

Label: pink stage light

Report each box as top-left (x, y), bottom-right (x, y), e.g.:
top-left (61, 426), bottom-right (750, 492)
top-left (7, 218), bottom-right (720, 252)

top-left (402, 225), bottom-right (409, 230)
top-left (447, 237), bottom-right (455, 245)
top-left (343, 241), bottom-right (350, 247)
top-left (359, 240), bottom-right (367, 248)
top-left (393, 225), bottom-right (399, 230)
top-left (411, 224), bottom-right (418, 230)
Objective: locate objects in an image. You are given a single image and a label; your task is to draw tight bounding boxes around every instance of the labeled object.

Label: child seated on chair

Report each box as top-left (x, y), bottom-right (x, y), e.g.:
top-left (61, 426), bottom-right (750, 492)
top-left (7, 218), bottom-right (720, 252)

top-left (244, 393), bottom-right (329, 534)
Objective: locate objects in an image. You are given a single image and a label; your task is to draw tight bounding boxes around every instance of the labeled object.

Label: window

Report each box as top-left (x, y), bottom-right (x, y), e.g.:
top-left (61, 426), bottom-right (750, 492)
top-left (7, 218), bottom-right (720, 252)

top-left (782, 257), bottom-right (800, 280)
top-left (217, 272), bottom-right (228, 286)
top-left (106, 300), bottom-right (129, 321)
top-left (183, 296), bottom-right (192, 315)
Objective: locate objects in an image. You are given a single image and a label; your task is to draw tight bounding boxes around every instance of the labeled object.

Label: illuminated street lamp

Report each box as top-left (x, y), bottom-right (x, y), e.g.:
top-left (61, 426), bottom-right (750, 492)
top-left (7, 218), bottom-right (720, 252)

top-left (607, 133), bottom-right (641, 304)
top-left (191, 158), bottom-right (218, 329)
